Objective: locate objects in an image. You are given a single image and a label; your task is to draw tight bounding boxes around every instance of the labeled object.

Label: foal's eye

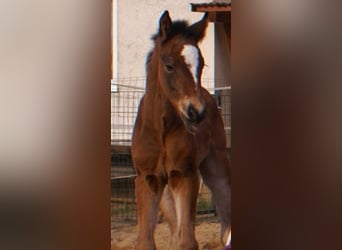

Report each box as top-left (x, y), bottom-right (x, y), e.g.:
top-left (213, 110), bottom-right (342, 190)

top-left (165, 64), bottom-right (175, 73)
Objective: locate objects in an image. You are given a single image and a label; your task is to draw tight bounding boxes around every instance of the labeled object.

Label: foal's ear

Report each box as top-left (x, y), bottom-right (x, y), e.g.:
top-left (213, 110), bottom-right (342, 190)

top-left (159, 10), bottom-right (172, 41)
top-left (189, 12), bottom-right (209, 42)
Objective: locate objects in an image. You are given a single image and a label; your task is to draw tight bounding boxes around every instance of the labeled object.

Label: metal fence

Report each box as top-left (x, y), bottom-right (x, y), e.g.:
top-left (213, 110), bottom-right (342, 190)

top-left (111, 78), bottom-right (231, 227)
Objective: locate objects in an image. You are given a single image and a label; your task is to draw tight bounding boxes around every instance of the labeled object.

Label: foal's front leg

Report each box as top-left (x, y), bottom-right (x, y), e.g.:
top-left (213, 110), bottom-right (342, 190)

top-left (159, 185), bottom-right (178, 248)
top-left (135, 174), bottom-right (163, 250)
top-left (168, 168), bottom-right (200, 250)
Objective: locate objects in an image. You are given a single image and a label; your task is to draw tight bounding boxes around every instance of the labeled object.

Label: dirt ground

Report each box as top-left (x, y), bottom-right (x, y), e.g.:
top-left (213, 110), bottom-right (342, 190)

top-left (111, 219), bottom-right (223, 250)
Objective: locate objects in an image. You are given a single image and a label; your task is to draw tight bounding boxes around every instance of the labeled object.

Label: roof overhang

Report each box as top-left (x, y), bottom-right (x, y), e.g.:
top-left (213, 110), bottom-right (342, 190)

top-left (191, 2), bottom-right (231, 13)
top-left (191, 1), bottom-right (231, 49)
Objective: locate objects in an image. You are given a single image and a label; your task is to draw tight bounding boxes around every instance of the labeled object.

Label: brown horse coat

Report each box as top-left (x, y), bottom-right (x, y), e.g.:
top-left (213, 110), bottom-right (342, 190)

top-left (131, 11), bottom-right (231, 250)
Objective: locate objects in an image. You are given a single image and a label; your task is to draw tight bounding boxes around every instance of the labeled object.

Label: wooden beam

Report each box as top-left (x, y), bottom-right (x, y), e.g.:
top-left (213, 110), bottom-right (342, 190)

top-left (208, 11), bottom-right (230, 23)
top-left (191, 5), bottom-right (231, 13)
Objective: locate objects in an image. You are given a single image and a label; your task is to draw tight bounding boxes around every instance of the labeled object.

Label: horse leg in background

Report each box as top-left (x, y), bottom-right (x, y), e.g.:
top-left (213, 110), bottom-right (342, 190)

top-left (134, 174), bottom-right (164, 250)
top-left (159, 185), bottom-right (178, 249)
top-left (199, 150), bottom-right (231, 247)
top-left (168, 169), bottom-right (200, 250)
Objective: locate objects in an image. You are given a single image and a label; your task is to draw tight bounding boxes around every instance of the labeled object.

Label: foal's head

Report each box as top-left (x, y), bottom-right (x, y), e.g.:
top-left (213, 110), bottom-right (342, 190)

top-left (149, 11), bottom-right (209, 125)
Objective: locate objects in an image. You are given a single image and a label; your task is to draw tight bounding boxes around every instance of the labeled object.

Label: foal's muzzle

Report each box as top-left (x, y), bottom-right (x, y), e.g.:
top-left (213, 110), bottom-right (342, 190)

top-left (187, 104), bottom-right (206, 124)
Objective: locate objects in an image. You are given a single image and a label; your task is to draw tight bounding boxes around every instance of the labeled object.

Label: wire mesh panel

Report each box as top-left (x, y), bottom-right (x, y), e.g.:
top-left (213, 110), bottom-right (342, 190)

top-left (111, 79), bottom-right (231, 226)
top-left (111, 79), bottom-right (143, 226)
top-left (111, 93), bottom-right (144, 142)
top-left (111, 175), bottom-right (136, 228)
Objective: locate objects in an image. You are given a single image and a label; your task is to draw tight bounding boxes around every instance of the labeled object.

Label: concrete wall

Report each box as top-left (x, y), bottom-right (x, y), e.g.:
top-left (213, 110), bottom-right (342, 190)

top-left (112, 0), bottom-right (215, 89)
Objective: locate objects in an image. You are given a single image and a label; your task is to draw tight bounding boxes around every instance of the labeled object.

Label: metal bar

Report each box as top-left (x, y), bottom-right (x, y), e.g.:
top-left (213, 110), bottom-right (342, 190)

top-left (207, 86), bottom-right (231, 91)
top-left (111, 83), bottom-right (145, 90)
top-left (111, 174), bottom-right (137, 180)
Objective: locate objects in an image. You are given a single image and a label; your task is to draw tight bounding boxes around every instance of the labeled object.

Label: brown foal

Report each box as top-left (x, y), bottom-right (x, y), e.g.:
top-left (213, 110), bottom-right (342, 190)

top-left (131, 11), bottom-right (231, 250)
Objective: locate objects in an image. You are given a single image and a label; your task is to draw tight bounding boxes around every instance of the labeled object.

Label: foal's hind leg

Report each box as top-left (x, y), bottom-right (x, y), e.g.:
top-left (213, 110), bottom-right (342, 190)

top-left (199, 149), bottom-right (231, 245)
top-left (135, 174), bottom-right (164, 250)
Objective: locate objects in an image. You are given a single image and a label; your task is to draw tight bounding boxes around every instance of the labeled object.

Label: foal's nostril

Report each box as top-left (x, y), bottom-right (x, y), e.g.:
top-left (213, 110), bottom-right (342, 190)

top-left (187, 105), bottom-right (197, 122)
top-left (187, 105), bottom-right (205, 124)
